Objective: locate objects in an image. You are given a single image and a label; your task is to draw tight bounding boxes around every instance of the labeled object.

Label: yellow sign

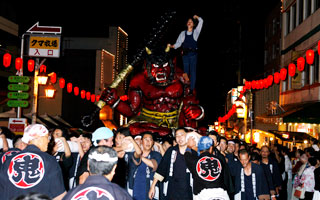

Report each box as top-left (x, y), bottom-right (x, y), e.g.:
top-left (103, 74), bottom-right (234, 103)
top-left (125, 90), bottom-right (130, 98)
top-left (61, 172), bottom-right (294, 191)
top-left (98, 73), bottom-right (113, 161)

top-left (28, 35), bottom-right (61, 58)
top-left (29, 36), bottom-right (60, 49)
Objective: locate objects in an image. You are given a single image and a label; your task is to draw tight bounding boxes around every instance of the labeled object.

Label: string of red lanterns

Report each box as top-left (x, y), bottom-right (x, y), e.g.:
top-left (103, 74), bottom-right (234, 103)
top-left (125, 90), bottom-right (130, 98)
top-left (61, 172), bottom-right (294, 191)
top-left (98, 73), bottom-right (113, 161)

top-left (218, 47), bottom-right (316, 123)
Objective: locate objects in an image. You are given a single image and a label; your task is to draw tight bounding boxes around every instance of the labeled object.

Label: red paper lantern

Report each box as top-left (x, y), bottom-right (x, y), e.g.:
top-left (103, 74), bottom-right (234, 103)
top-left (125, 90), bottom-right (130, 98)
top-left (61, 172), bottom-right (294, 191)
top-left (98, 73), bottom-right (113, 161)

top-left (67, 83), bottom-right (73, 93)
top-left (59, 78), bottom-right (65, 88)
top-left (280, 68), bottom-right (287, 81)
top-left (263, 78), bottom-right (268, 88)
top-left (259, 80), bottom-right (264, 89)
top-left (91, 94), bottom-right (95, 102)
top-left (251, 80), bottom-right (256, 89)
top-left (27, 59), bottom-right (35, 72)
top-left (306, 49), bottom-right (315, 65)
top-left (74, 87), bottom-right (79, 96)
top-left (50, 72), bottom-right (57, 84)
top-left (86, 92), bottom-right (91, 100)
top-left (15, 57), bottom-right (23, 71)
top-left (3, 53), bottom-right (11, 67)
top-left (96, 95), bottom-right (100, 101)
top-left (40, 64), bottom-right (46, 73)
top-left (81, 90), bottom-right (86, 99)
top-left (288, 63), bottom-right (296, 77)
top-left (274, 72), bottom-right (280, 84)
top-left (297, 57), bottom-right (305, 72)
top-left (245, 81), bottom-right (251, 90)
top-left (267, 75), bottom-right (273, 86)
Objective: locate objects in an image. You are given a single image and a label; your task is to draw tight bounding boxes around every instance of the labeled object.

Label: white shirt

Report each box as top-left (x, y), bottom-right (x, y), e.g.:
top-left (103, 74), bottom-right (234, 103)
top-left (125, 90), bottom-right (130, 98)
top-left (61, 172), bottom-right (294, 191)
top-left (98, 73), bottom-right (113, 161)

top-left (173, 17), bottom-right (204, 49)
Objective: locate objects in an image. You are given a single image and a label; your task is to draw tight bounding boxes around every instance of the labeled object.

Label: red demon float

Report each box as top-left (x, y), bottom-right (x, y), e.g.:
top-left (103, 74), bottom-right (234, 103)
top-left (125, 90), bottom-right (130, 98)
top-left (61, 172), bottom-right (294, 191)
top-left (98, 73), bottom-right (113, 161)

top-left (99, 46), bottom-right (204, 136)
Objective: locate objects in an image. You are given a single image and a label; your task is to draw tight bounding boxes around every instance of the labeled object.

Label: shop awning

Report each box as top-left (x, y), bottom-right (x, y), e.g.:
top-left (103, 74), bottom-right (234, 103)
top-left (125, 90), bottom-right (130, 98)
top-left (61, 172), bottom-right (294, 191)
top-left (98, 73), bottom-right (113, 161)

top-left (269, 130), bottom-right (316, 142)
top-left (256, 102), bottom-right (320, 124)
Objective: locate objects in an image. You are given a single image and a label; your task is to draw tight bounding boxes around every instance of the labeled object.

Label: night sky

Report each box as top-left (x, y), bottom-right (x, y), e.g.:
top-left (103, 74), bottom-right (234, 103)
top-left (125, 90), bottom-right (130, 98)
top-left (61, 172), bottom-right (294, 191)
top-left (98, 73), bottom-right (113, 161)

top-left (13, 0), bottom-right (279, 126)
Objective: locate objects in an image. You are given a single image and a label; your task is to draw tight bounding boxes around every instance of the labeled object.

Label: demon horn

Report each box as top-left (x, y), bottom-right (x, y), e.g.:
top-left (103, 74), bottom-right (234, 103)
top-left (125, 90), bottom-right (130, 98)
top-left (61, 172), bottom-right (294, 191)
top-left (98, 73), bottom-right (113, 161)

top-left (145, 47), bottom-right (152, 55)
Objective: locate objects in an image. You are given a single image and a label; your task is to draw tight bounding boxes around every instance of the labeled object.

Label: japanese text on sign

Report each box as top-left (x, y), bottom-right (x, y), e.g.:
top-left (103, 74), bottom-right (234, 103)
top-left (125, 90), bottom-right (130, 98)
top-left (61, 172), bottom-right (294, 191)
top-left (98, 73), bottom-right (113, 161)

top-left (29, 36), bottom-right (59, 49)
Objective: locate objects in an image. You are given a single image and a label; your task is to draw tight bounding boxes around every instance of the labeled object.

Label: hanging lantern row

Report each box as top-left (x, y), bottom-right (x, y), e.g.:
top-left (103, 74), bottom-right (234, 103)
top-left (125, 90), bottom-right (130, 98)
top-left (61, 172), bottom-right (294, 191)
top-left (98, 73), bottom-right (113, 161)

top-left (57, 77), bottom-right (102, 103)
top-left (218, 48), bottom-right (316, 123)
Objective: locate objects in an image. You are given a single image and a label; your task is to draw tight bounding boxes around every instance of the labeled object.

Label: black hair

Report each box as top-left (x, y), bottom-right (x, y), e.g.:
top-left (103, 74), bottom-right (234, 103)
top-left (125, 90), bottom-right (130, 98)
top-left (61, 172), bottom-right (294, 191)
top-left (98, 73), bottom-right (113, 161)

top-left (0, 126), bottom-right (15, 139)
top-left (52, 127), bottom-right (70, 140)
top-left (114, 127), bottom-right (131, 137)
top-left (141, 131), bottom-right (155, 141)
top-left (308, 156), bottom-right (318, 166)
top-left (207, 131), bottom-right (220, 142)
top-left (14, 192), bottom-right (51, 200)
top-left (219, 136), bottom-right (227, 144)
top-left (239, 149), bottom-right (250, 156)
top-left (81, 133), bottom-right (92, 141)
top-left (312, 138), bottom-right (319, 145)
top-left (13, 135), bottom-right (23, 148)
top-left (280, 146), bottom-right (289, 155)
top-left (88, 146), bottom-right (118, 176)
top-left (162, 133), bottom-right (174, 145)
top-left (250, 152), bottom-right (261, 162)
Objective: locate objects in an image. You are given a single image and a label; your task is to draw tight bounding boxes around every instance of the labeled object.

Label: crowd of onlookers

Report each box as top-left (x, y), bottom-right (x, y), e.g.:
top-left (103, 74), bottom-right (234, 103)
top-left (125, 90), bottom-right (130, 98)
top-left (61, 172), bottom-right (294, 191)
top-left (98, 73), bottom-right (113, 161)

top-left (0, 125), bottom-right (319, 200)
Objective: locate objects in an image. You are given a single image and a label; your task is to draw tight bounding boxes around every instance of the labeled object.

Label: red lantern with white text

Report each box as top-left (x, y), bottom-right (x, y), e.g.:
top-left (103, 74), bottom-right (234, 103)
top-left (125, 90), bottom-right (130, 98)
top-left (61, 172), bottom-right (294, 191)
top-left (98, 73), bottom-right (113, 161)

top-left (15, 57), bottom-right (23, 71)
top-left (59, 78), bottom-right (65, 88)
top-left (280, 68), bottom-right (287, 81)
top-left (3, 53), bottom-right (11, 67)
top-left (306, 49), bottom-right (314, 65)
top-left (297, 57), bottom-right (305, 72)
top-left (28, 59), bottom-right (35, 72)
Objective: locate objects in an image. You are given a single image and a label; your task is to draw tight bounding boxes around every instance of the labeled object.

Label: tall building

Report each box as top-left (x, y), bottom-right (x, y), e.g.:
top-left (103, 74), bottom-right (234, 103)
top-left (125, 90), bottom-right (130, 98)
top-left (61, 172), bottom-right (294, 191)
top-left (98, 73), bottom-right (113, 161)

top-left (253, 2), bottom-right (282, 146)
top-left (277, 0), bottom-right (320, 147)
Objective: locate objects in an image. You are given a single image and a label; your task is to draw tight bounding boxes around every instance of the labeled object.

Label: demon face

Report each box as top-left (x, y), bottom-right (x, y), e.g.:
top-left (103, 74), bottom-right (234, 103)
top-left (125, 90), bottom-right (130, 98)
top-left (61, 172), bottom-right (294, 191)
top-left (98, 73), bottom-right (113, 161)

top-left (145, 47), bottom-right (174, 86)
top-left (151, 62), bottom-right (171, 84)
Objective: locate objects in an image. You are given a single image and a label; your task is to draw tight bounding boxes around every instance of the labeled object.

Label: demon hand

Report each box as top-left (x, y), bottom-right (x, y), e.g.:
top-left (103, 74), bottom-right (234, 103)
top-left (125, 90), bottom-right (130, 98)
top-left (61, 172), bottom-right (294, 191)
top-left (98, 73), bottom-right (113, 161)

top-left (100, 88), bottom-right (119, 107)
top-left (183, 104), bottom-right (204, 120)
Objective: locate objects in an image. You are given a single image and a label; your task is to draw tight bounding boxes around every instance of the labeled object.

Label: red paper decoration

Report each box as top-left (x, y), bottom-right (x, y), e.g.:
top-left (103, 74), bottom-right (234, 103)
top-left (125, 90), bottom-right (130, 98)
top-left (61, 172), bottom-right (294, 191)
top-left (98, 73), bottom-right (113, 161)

top-left (280, 68), bottom-right (287, 81)
top-left (74, 87), bottom-right (79, 96)
top-left (306, 49), bottom-right (314, 65)
top-left (15, 57), bottom-right (23, 71)
top-left (267, 75), bottom-right (273, 87)
top-left (27, 59), bottom-right (35, 72)
top-left (67, 83), bottom-right (73, 93)
top-left (3, 53), bottom-right (11, 67)
top-left (81, 90), bottom-right (86, 99)
top-left (96, 95), bottom-right (100, 101)
top-left (297, 57), bottom-right (305, 72)
top-left (288, 63), bottom-right (296, 77)
top-left (91, 94), bottom-right (95, 102)
top-left (39, 65), bottom-right (46, 73)
top-left (274, 72), bottom-right (280, 84)
top-left (86, 92), bottom-right (91, 100)
top-left (59, 78), bottom-right (65, 88)
top-left (50, 72), bottom-right (57, 84)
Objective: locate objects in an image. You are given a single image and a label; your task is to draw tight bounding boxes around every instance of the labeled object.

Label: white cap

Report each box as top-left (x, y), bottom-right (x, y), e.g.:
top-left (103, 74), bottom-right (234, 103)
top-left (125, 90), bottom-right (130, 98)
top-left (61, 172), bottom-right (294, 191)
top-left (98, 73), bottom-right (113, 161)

top-left (22, 124), bottom-right (49, 143)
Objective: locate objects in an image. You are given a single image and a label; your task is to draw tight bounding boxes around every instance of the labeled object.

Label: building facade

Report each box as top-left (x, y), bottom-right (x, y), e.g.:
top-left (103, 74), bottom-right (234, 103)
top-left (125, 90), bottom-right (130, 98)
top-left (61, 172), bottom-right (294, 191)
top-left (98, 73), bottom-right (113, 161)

top-left (278, 0), bottom-right (320, 146)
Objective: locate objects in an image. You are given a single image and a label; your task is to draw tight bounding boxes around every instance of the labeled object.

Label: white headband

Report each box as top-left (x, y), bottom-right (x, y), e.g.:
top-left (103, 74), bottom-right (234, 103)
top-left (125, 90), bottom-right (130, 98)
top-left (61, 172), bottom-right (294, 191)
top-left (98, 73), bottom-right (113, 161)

top-left (88, 151), bottom-right (118, 162)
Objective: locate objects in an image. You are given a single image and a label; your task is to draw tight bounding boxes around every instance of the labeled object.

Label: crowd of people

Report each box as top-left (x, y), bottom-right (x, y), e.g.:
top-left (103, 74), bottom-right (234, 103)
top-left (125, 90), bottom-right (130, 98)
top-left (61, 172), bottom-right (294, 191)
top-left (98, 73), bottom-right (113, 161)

top-left (0, 125), bottom-right (319, 200)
